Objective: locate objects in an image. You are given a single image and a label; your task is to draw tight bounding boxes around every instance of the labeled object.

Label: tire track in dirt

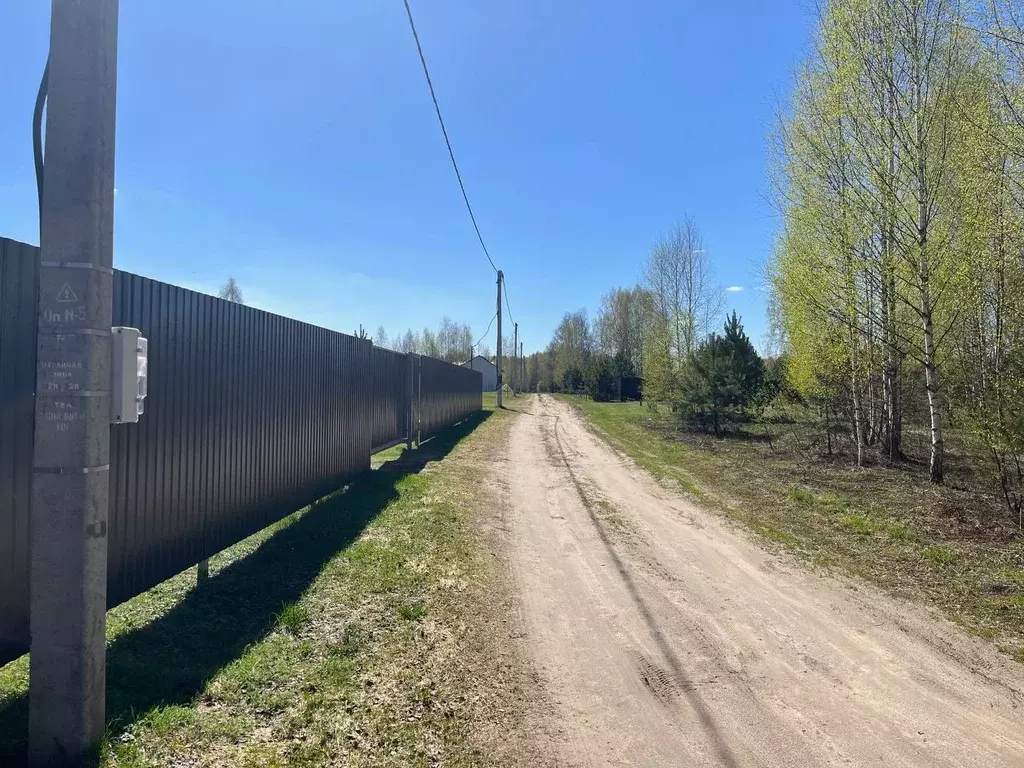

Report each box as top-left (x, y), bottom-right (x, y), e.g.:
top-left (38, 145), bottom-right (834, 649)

top-left (548, 412), bottom-right (744, 766)
top-left (498, 394), bottom-right (1024, 767)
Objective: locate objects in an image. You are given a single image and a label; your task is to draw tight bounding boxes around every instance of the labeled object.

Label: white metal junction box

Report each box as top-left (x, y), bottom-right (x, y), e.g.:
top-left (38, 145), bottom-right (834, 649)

top-left (111, 326), bottom-right (148, 424)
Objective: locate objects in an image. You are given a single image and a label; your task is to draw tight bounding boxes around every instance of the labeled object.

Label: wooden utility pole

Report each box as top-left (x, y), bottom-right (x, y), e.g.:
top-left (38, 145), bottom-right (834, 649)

top-left (29, 1), bottom-right (119, 763)
top-left (520, 341), bottom-right (525, 393)
top-left (496, 270), bottom-right (503, 407)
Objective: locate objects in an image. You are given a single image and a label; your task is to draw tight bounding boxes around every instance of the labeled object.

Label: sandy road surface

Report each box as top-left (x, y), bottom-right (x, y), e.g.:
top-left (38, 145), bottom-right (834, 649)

top-left (498, 395), bottom-right (1024, 768)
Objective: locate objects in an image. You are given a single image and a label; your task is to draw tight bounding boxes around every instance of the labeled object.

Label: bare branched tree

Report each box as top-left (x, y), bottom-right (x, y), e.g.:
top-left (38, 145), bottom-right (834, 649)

top-left (595, 286), bottom-right (657, 375)
top-left (397, 329), bottom-right (419, 354)
top-left (644, 216), bottom-right (723, 360)
top-left (390, 318), bottom-right (476, 362)
top-left (218, 277), bottom-right (244, 304)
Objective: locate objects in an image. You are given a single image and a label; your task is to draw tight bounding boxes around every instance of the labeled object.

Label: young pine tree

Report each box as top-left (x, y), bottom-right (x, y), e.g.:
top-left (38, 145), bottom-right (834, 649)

top-left (679, 312), bottom-right (765, 435)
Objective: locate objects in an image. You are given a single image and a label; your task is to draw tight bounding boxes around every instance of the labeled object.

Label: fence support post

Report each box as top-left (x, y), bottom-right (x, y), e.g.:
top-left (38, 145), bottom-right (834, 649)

top-left (406, 353), bottom-right (415, 450)
top-left (197, 559), bottom-right (209, 584)
top-left (29, 1), bottom-right (120, 763)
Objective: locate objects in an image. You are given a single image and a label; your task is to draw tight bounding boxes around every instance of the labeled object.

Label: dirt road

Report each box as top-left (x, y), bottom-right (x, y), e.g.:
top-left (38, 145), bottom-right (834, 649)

top-left (499, 395), bottom-right (1024, 767)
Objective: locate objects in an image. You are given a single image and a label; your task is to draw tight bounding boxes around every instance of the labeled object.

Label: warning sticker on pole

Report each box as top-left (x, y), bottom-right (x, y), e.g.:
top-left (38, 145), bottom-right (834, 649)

top-left (56, 283), bottom-right (79, 303)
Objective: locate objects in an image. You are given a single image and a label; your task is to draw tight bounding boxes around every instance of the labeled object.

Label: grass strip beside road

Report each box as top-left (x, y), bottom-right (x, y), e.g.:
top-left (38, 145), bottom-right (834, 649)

top-left (562, 396), bottom-right (1024, 662)
top-left (0, 397), bottom-right (521, 767)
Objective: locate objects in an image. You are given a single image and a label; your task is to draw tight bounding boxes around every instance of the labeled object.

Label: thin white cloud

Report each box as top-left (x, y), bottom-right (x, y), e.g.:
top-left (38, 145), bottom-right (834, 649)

top-left (726, 285), bottom-right (744, 292)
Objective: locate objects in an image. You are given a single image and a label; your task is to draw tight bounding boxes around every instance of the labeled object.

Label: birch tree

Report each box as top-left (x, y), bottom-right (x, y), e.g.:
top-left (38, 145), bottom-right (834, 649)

top-left (595, 286), bottom-right (656, 376)
top-left (774, 0), bottom-right (976, 482)
top-left (644, 217), bottom-right (723, 361)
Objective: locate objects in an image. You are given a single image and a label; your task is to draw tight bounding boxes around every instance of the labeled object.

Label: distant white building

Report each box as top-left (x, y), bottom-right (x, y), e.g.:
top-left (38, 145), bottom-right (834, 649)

top-left (462, 355), bottom-right (498, 391)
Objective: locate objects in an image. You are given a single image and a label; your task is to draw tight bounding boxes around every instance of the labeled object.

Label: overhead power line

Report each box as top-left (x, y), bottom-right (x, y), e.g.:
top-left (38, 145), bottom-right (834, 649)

top-left (402, 0), bottom-right (498, 274)
top-left (503, 280), bottom-right (515, 326)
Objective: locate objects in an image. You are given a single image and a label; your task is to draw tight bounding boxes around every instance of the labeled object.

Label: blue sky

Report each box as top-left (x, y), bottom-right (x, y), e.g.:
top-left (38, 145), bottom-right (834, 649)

top-left (0, 1), bottom-right (813, 353)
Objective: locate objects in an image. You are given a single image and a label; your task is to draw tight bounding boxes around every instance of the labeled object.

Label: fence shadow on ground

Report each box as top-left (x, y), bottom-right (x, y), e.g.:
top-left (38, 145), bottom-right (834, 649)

top-left (0, 410), bottom-right (491, 764)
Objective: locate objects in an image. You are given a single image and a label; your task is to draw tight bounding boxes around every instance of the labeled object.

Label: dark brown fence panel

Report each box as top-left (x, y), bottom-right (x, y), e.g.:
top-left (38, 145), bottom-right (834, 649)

top-left (418, 355), bottom-right (482, 439)
top-left (106, 272), bottom-right (374, 607)
top-left (0, 236), bottom-right (481, 658)
top-left (0, 241), bottom-right (37, 659)
top-left (370, 345), bottom-right (410, 453)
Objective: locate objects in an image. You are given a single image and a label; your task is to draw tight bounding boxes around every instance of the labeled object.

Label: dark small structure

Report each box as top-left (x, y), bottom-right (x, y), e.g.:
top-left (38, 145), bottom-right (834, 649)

top-left (614, 376), bottom-right (642, 402)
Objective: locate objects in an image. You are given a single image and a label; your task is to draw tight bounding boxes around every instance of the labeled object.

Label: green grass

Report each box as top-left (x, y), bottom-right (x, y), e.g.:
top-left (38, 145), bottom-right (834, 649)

top-left (748, 518), bottom-right (802, 547)
top-left (561, 395), bottom-right (1024, 662)
top-left (275, 602), bottom-right (309, 633)
top-left (397, 600), bottom-right (428, 622)
top-left (840, 514), bottom-right (881, 534)
top-left (788, 487), bottom-right (815, 504)
top-left (923, 546), bottom-right (958, 566)
top-left (0, 399), bottom-right (520, 767)
top-left (1000, 568), bottom-right (1024, 583)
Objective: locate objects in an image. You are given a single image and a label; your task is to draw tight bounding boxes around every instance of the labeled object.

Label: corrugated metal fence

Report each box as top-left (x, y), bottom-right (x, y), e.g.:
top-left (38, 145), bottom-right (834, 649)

top-left (0, 238), bottom-right (481, 657)
top-left (418, 354), bottom-right (485, 439)
top-left (0, 240), bottom-right (37, 662)
top-left (370, 345), bottom-right (412, 453)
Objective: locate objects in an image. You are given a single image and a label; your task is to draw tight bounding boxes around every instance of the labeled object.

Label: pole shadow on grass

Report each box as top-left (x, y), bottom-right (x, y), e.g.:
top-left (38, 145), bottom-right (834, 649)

top-left (0, 410), bottom-right (491, 765)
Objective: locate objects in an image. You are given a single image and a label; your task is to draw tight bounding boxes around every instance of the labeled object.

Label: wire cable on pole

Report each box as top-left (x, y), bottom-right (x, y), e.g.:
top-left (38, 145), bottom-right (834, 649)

top-left (475, 314), bottom-right (496, 348)
top-left (33, 56), bottom-right (49, 241)
top-left (503, 281), bottom-right (515, 326)
top-left (401, 0), bottom-right (498, 274)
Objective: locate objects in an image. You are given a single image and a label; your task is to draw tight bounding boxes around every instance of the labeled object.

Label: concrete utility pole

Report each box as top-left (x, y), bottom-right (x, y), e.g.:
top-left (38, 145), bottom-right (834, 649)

top-left (496, 270), bottom-right (503, 407)
top-left (29, 1), bottom-right (120, 764)
top-left (513, 322), bottom-right (518, 396)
